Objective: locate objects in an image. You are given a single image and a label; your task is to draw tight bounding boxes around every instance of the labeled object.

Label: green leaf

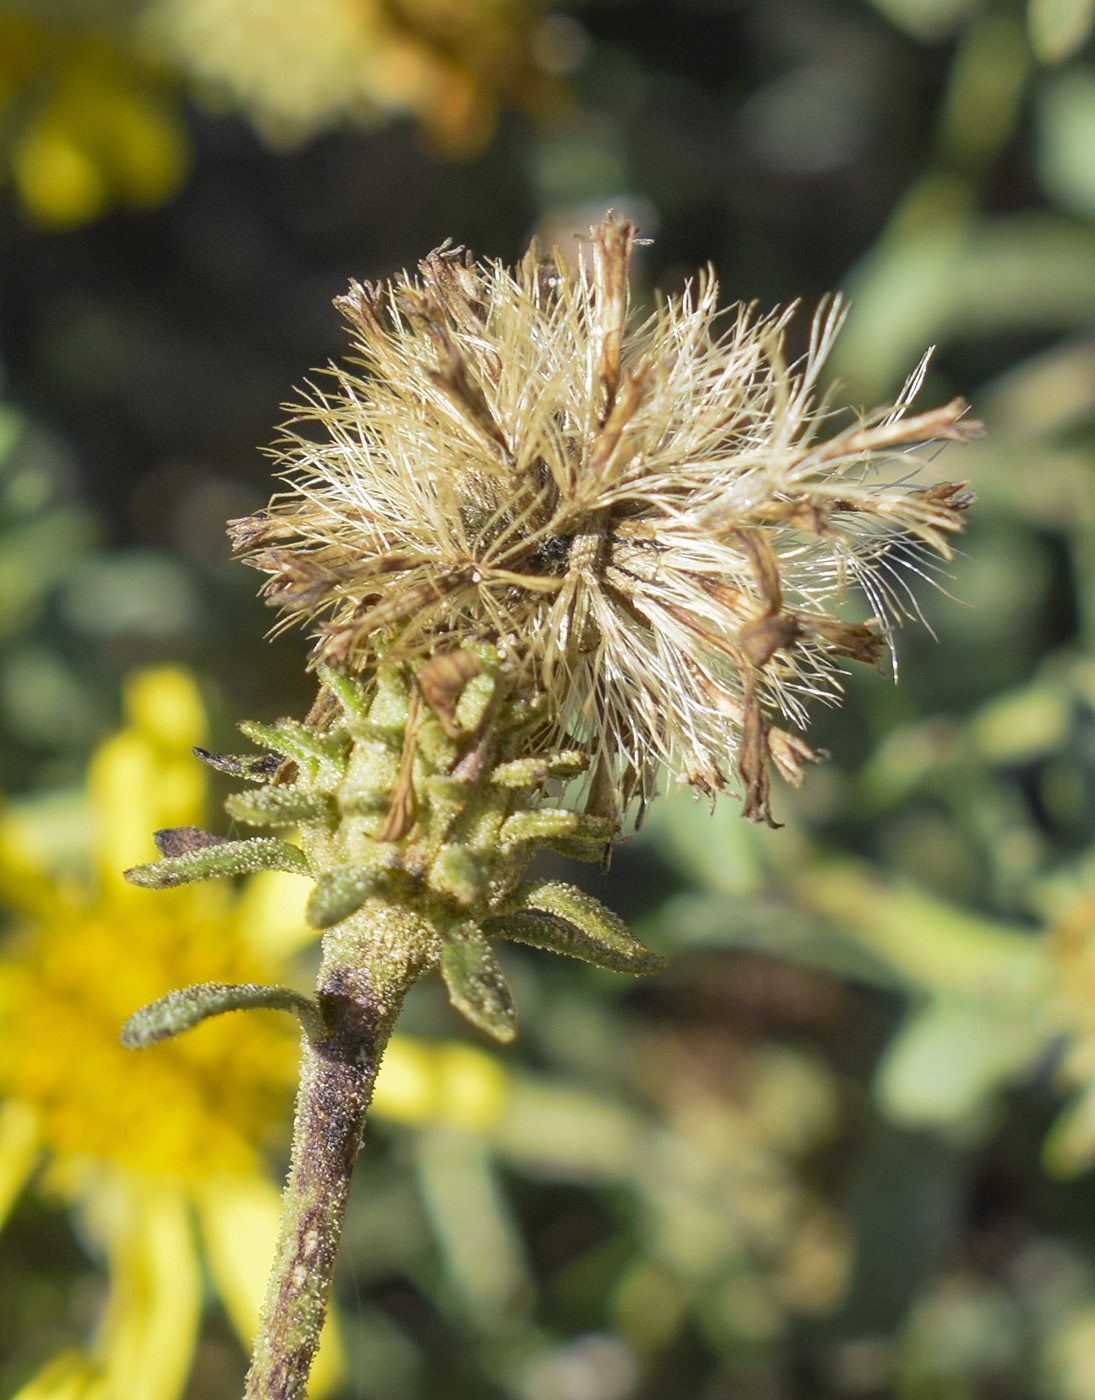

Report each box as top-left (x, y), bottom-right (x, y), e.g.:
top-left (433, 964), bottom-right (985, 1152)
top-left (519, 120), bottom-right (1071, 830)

top-left (1044, 1083), bottom-right (1095, 1177)
top-left (429, 845), bottom-right (488, 908)
top-left (499, 809), bottom-right (615, 854)
top-left (121, 982), bottom-right (322, 1047)
top-left (1037, 69), bottom-right (1095, 217)
top-left (644, 890), bottom-right (902, 987)
top-left (874, 995), bottom-right (1048, 1135)
top-left (862, 0), bottom-right (977, 40)
top-left (307, 865), bottom-right (386, 929)
top-left (1029, 0), bottom-right (1095, 62)
top-left (440, 931), bottom-right (517, 1043)
top-left (124, 836), bottom-right (309, 888)
top-left (225, 787), bottom-right (335, 829)
top-left (488, 880), bottom-right (666, 975)
top-left (794, 859), bottom-right (1050, 998)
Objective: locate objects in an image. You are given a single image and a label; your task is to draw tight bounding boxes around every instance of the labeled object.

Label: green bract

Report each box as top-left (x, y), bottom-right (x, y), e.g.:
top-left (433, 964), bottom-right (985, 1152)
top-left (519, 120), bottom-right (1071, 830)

top-left (124, 645), bottom-right (663, 1047)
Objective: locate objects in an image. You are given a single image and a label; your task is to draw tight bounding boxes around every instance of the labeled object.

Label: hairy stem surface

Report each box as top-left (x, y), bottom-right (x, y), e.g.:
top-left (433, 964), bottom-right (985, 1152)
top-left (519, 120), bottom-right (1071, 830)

top-left (244, 904), bottom-right (429, 1400)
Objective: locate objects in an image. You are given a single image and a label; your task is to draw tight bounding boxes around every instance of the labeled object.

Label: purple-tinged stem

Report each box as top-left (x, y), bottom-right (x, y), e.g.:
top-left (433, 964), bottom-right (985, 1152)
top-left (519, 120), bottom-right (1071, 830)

top-left (244, 906), bottom-right (428, 1400)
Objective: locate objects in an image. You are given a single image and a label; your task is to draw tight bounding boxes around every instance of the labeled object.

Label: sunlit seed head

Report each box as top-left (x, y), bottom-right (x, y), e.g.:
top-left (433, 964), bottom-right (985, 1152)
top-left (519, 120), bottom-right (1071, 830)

top-left (231, 214), bottom-right (978, 825)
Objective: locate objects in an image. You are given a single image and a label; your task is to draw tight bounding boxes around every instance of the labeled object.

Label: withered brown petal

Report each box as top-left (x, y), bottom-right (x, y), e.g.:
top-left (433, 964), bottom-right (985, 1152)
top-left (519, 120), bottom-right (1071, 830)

top-left (794, 615), bottom-right (887, 666)
top-left (735, 529), bottom-right (783, 614)
top-left (225, 515), bottom-right (298, 550)
top-left (193, 748), bottom-right (282, 781)
top-left (739, 614), bottom-right (801, 667)
top-left (738, 670), bottom-right (781, 828)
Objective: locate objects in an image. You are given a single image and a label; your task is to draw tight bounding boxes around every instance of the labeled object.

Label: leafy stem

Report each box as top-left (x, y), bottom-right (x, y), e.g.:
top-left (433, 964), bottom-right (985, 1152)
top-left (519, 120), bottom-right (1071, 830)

top-left (119, 650), bottom-right (664, 1400)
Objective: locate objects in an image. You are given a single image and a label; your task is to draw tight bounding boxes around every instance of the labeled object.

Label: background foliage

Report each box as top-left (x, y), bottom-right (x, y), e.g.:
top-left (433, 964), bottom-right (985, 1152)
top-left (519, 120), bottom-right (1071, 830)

top-left (2, 0), bottom-right (1095, 1396)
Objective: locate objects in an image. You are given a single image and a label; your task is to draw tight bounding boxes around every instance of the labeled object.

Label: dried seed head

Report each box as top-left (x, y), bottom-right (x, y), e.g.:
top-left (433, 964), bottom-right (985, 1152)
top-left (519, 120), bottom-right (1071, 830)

top-left (231, 214), bottom-right (978, 825)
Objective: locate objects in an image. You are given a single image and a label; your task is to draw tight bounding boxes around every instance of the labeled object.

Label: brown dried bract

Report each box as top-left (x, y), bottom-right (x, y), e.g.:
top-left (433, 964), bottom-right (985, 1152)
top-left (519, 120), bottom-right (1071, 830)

top-left (233, 214), bottom-right (978, 824)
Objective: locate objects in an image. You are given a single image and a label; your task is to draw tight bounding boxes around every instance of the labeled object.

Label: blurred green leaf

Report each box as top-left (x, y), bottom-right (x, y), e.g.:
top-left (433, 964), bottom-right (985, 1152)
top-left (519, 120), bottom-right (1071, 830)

top-left (862, 0), bottom-right (980, 40)
top-left (1029, 0), bottom-right (1095, 63)
top-left (939, 14), bottom-right (1028, 170)
top-left (1038, 67), bottom-right (1095, 218)
top-left (59, 548), bottom-right (197, 640)
top-left (836, 208), bottom-right (1095, 397)
top-left (794, 860), bottom-right (1050, 1000)
top-left (875, 994), bottom-right (1048, 1135)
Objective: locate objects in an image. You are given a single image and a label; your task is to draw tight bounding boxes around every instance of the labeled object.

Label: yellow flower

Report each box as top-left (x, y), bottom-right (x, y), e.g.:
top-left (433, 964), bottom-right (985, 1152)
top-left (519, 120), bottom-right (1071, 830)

top-left (138, 0), bottom-right (558, 153)
top-left (231, 214), bottom-right (978, 824)
top-left (0, 0), bottom-right (555, 229)
top-left (0, 668), bottom-right (341, 1400)
top-left (0, 19), bottom-right (188, 229)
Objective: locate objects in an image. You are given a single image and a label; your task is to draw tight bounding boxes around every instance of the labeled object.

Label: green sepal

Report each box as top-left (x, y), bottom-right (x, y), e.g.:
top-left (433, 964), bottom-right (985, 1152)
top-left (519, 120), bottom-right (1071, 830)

top-left (497, 691), bottom-right (549, 738)
top-left (414, 717), bottom-right (459, 769)
top-left (124, 836), bottom-right (309, 888)
top-left (121, 981), bottom-right (322, 1047)
top-left (440, 929), bottom-right (517, 1044)
top-left (429, 844), bottom-right (488, 908)
top-left (453, 671), bottom-right (497, 733)
top-left (543, 836), bottom-right (613, 864)
top-left (423, 775), bottom-right (473, 821)
top-left (490, 750), bottom-right (588, 788)
top-left (341, 790), bottom-right (398, 816)
top-left (340, 722), bottom-right (404, 753)
top-left (307, 865), bottom-right (389, 929)
top-left (499, 809), bottom-right (616, 853)
top-left (225, 787), bottom-right (335, 829)
top-left (239, 718), bottom-right (348, 769)
top-left (486, 879), bottom-right (666, 975)
top-left (318, 665), bottom-right (372, 728)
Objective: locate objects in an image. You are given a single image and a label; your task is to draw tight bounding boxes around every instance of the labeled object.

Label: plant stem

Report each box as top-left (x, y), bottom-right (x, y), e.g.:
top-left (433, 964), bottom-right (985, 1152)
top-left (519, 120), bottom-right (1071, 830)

top-left (244, 904), bottom-right (429, 1400)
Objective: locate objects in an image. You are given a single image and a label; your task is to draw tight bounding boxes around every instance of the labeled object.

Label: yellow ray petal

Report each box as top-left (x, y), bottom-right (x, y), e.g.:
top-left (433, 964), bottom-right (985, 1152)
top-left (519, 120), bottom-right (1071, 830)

top-left (0, 793), bottom-right (88, 918)
top-left (0, 1098), bottom-right (39, 1231)
top-left (370, 1036), bottom-right (439, 1124)
top-left (124, 669), bottom-right (207, 752)
top-left (85, 1173), bottom-right (201, 1400)
top-left (195, 1174), bottom-right (344, 1396)
top-left (9, 1349), bottom-right (109, 1400)
top-left (371, 1037), bottom-right (508, 1130)
top-left (235, 869), bottom-right (313, 960)
top-left (90, 669), bottom-right (208, 891)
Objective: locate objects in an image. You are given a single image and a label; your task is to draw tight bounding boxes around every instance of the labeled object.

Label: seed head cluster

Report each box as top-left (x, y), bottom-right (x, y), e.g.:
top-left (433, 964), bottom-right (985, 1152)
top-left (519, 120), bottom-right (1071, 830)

top-left (230, 215), bottom-right (977, 826)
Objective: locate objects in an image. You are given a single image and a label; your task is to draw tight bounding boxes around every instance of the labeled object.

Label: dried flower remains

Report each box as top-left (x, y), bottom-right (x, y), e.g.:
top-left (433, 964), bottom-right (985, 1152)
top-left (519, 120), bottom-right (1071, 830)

top-left (230, 215), bottom-right (978, 826)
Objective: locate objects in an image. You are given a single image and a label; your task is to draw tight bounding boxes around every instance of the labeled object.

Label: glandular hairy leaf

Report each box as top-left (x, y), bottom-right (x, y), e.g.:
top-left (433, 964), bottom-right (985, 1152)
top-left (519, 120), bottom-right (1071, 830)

top-left (121, 982), bottom-right (322, 1048)
top-left (124, 836), bottom-right (309, 888)
top-left (440, 930), bottom-right (518, 1043)
top-left (488, 879), bottom-right (666, 975)
top-left (306, 865), bottom-right (385, 929)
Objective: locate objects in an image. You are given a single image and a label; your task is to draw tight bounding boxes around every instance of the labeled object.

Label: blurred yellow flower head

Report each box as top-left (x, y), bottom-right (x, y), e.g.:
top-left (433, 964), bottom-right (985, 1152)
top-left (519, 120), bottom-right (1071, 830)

top-left (0, 668), bottom-right (344, 1400)
top-left (0, 668), bottom-right (294, 1183)
top-left (0, 0), bottom-right (558, 228)
top-left (140, 0), bottom-right (557, 152)
top-left (0, 17), bottom-right (187, 228)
